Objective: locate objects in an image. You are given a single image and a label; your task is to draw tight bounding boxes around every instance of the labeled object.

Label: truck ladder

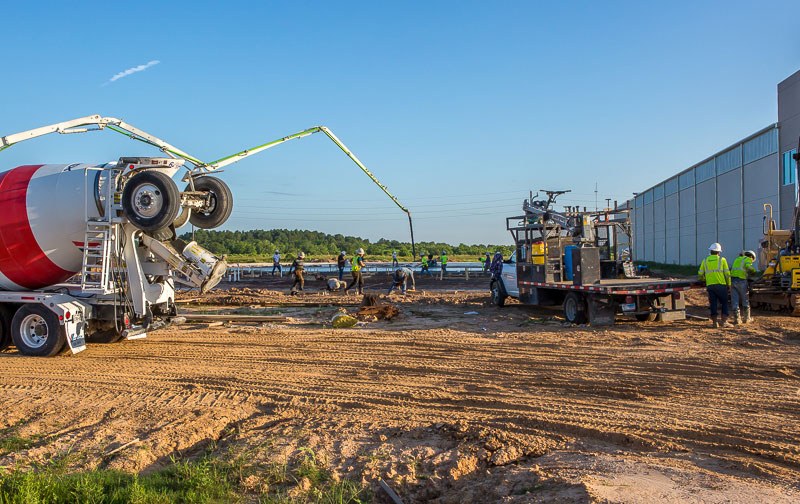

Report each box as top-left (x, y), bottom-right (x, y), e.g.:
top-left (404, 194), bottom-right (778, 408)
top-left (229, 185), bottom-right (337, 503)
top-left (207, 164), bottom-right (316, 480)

top-left (79, 220), bottom-right (114, 293)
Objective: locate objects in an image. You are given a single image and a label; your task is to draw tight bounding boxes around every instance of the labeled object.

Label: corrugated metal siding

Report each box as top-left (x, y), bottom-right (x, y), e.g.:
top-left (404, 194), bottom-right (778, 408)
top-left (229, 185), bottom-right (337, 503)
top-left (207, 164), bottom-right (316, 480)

top-left (743, 129), bottom-right (778, 164)
top-left (716, 146), bottom-right (742, 175)
top-left (696, 160), bottom-right (715, 182)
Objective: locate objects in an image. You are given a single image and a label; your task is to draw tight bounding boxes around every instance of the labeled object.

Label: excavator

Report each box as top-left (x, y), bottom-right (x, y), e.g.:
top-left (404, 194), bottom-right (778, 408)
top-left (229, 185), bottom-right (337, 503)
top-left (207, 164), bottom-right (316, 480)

top-left (750, 140), bottom-right (800, 313)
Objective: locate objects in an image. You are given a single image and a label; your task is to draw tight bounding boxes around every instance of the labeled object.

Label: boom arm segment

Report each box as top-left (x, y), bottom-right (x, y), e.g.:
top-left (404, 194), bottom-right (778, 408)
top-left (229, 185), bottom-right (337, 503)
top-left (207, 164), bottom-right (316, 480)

top-left (1, 115), bottom-right (416, 256)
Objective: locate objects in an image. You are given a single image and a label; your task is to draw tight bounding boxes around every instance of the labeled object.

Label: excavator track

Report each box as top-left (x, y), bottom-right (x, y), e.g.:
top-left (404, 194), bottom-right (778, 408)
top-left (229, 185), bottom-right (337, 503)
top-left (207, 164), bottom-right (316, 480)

top-left (750, 290), bottom-right (800, 314)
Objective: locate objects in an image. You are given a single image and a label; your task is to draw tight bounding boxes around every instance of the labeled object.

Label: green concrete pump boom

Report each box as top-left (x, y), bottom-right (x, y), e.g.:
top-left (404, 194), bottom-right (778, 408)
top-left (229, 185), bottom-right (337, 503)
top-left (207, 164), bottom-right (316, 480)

top-left (1, 115), bottom-right (416, 257)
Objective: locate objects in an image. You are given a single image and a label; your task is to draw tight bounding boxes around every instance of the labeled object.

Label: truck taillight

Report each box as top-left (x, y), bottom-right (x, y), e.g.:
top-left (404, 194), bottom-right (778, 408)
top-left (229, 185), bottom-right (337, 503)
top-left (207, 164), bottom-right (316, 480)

top-left (124, 314), bottom-right (131, 328)
top-left (65, 310), bottom-right (71, 320)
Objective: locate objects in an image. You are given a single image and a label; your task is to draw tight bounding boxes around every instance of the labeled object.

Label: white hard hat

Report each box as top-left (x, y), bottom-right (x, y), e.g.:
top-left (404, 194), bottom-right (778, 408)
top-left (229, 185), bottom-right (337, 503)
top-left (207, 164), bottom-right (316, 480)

top-left (341, 250), bottom-right (346, 255)
top-left (708, 243), bottom-right (722, 252)
top-left (744, 250), bottom-right (756, 259)
top-left (356, 248), bottom-right (365, 255)
top-left (298, 251), bottom-right (305, 258)
top-left (275, 250), bottom-right (279, 254)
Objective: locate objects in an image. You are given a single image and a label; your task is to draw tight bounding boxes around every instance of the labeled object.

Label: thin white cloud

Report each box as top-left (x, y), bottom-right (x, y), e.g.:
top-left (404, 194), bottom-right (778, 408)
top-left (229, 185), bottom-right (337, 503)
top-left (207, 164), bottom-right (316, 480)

top-left (106, 60), bottom-right (160, 84)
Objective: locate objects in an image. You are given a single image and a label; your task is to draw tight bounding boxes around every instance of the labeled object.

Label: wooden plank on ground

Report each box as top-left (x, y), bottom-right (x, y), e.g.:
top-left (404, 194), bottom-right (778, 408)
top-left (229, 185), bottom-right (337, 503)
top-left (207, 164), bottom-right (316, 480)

top-left (181, 314), bottom-right (288, 322)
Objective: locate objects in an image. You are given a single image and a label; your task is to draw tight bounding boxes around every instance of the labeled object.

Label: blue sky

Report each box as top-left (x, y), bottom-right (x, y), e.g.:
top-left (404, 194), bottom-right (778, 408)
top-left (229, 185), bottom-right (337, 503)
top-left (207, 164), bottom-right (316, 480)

top-left (0, 1), bottom-right (797, 245)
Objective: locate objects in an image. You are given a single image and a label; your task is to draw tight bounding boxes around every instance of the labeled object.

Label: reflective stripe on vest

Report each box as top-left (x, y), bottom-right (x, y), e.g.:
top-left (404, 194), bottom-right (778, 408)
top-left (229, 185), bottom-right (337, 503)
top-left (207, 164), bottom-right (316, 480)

top-left (700, 256), bottom-right (729, 285)
top-left (731, 256), bottom-right (752, 279)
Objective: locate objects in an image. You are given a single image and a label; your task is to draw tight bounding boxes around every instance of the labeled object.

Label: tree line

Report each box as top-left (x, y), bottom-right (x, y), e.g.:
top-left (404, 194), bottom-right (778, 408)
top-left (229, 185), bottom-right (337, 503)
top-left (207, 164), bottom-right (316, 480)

top-left (180, 229), bottom-right (515, 259)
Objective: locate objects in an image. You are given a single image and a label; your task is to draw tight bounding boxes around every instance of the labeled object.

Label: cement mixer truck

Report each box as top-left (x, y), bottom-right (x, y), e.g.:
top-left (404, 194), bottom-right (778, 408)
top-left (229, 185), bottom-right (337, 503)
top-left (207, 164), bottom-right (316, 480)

top-left (0, 115), bottom-right (412, 356)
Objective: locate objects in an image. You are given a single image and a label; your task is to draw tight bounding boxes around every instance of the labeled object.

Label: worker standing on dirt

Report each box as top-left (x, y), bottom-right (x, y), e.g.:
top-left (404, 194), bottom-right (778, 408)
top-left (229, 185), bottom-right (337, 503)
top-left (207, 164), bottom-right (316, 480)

top-left (345, 248), bottom-right (366, 295)
top-left (440, 251), bottom-right (448, 277)
top-left (483, 252), bottom-right (491, 272)
top-left (289, 252), bottom-right (305, 293)
top-left (489, 251), bottom-right (504, 281)
top-left (420, 254), bottom-right (431, 276)
top-left (337, 251), bottom-right (347, 280)
top-left (387, 267), bottom-right (415, 295)
top-left (698, 243), bottom-right (732, 328)
top-left (392, 250), bottom-right (398, 268)
top-left (272, 250), bottom-right (282, 277)
top-left (730, 250), bottom-right (758, 325)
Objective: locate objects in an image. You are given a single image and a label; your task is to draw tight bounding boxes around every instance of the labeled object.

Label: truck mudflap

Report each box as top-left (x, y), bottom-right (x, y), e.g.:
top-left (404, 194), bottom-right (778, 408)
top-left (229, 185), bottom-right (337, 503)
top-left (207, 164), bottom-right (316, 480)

top-left (53, 300), bottom-right (88, 354)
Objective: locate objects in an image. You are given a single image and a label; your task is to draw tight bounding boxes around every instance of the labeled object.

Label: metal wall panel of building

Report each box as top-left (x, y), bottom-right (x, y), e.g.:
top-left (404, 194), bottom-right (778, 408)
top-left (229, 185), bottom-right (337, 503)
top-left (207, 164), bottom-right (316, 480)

top-left (633, 205), bottom-right (644, 259)
top-left (779, 71), bottom-right (800, 229)
top-left (695, 179), bottom-right (717, 261)
top-left (643, 202), bottom-right (654, 260)
top-left (743, 153), bottom-right (780, 256)
top-left (716, 168), bottom-right (743, 256)
top-left (653, 197), bottom-right (666, 263)
top-left (665, 193), bottom-right (679, 264)
top-left (679, 187), bottom-right (697, 265)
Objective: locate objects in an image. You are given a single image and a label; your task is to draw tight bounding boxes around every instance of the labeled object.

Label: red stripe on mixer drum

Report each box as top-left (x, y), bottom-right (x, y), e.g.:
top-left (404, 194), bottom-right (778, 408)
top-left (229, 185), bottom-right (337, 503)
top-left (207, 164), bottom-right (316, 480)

top-left (0, 165), bottom-right (74, 289)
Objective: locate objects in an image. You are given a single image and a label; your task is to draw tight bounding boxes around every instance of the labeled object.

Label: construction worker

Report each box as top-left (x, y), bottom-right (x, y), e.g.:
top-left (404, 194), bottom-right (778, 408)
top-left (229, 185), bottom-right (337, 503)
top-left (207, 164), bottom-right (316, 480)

top-left (420, 254), bottom-right (430, 276)
top-left (344, 248), bottom-right (365, 295)
top-left (272, 250), bottom-right (282, 277)
top-left (327, 277), bottom-right (347, 292)
top-left (489, 251), bottom-right (504, 281)
top-left (731, 250), bottom-right (758, 324)
top-left (698, 243), bottom-right (732, 328)
top-left (387, 267), bottom-right (415, 295)
top-left (483, 252), bottom-right (491, 272)
top-left (440, 250), bottom-right (448, 277)
top-left (289, 251), bottom-right (305, 293)
top-left (391, 250), bottom-right (398, 268)
top-left (337, 251), bottom-right (347, 281)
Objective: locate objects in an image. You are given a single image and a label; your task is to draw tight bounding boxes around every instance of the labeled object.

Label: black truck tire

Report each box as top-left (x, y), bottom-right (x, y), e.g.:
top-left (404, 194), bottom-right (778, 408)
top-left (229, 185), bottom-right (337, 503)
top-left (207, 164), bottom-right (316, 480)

top-left (635, 313), bottom-right (657, 322)
top-left (188, 176), bottom-right (233, 229)
top-left (563, 292), bottom-right (587, 324)
top-left (491, 280), bottom-right (508, 307)
top-left (122, 170), bottom-right (181, 232)
top-left (11, 304), bottom-right (67, 357)
top-left (0, 305), bottom-right (14, 351)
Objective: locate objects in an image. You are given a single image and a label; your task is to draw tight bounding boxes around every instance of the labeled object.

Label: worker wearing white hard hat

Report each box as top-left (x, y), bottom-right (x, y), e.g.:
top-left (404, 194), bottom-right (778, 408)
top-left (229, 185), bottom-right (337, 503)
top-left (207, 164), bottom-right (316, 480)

top-left (698, 242), bottom-right (732, 328)
top-left (730, 250), bottom-right (759, 325)
top-left (272, 250), bottom-right (282, 277)
top-left (336, 251), bottom-right (347, 281)
top-left (345, 248), bottom-right (366, 295)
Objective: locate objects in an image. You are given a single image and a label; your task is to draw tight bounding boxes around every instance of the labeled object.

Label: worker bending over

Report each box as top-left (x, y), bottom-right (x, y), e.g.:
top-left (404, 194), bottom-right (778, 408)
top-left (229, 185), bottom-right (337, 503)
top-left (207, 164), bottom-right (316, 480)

top-left (327, 278), bottom-right (347, 292)
top-left (730, 250), bottom-right (758, 324)
top-left (289, 252), bottom-right (305, 293)
top-left (698, 242), bottom-right (732, 328)
top-left (345, 248), bottom-right (366, 295)
top-left (388, 267), bottom-right (416, 295)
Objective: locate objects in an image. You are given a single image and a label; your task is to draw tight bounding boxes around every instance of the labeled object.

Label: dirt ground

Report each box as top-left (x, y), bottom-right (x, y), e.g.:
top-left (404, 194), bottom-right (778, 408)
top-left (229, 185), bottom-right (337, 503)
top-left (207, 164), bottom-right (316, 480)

top-left (1, 273), bottom-right (799, 503)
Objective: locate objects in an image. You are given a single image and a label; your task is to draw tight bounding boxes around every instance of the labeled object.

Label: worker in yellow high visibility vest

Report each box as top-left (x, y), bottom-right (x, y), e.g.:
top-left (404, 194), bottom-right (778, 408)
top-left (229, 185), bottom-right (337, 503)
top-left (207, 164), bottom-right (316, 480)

top-left (698, 242), bottom-right (732, 328)
top-left (730, 250), bottom-right (758, 325)
top-left (344, 248), bottom-right (366, 295)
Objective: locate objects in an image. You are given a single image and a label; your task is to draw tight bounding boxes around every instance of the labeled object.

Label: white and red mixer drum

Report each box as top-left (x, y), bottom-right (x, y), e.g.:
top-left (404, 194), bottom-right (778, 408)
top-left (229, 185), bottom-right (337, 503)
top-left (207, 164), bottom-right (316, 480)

top-left (0, 164), bottom-right (104, 291)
